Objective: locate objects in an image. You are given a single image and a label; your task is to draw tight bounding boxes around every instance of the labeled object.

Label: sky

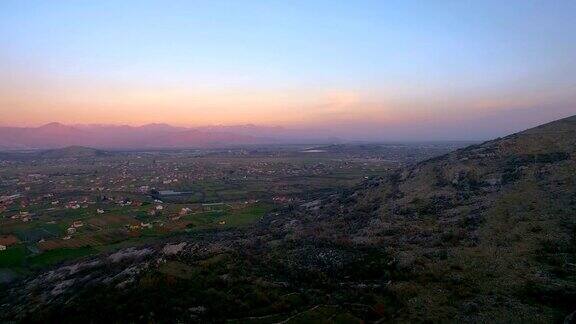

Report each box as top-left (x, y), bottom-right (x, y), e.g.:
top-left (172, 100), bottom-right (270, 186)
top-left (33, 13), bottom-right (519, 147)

top-left (1, 0), bottom-right (575, 140)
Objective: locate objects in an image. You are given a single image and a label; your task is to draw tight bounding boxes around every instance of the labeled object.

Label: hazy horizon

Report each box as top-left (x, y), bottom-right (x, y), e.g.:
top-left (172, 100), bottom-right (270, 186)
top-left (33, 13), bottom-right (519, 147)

top-left (1, 109), bottom-right (575, 143)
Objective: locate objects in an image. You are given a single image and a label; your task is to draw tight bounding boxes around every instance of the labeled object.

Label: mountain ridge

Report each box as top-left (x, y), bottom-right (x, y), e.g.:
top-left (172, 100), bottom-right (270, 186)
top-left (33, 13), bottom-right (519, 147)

top-left (0, 123), bottom-right (268, 150)
top-left (0, 122), bottom-right (340, 149)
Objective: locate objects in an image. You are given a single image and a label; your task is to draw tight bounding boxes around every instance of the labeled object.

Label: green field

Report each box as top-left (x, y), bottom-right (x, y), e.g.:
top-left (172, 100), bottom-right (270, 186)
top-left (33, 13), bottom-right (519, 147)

top-left (215, 204), bottom-right (270, 227)
top-left (0, 245), bottom-right (96, 270)
top-left (28, 247), bottom-right (97, 268)
top-left (184, 203), bottom-right (270, 229)
top-left (0, 245), bottom-right (28, 268)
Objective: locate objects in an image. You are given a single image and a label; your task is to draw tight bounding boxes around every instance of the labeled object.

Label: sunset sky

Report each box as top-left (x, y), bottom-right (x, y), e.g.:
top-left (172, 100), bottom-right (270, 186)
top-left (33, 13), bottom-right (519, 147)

top-left (1, 1), bottom-right (575, 140)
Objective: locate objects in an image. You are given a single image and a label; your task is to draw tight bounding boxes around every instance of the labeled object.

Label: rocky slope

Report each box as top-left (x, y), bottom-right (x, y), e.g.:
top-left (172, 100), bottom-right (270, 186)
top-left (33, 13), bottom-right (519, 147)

top-left (293, 114), bottom-right (576, 322)
top-left (1, 116), bottom-right (575, 323)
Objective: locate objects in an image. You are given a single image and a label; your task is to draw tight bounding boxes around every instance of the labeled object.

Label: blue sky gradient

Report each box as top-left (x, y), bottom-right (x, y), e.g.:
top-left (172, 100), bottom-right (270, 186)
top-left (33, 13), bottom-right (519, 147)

top-left (1, 1), bottom-right (575, 139)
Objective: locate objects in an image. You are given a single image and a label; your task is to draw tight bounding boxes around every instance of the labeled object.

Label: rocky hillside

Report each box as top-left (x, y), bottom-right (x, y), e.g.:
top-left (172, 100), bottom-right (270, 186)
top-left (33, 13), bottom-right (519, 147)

top-left (285, 115), bottom-right (576, 321)
top-left (1, 116), bottom-right (575, 323)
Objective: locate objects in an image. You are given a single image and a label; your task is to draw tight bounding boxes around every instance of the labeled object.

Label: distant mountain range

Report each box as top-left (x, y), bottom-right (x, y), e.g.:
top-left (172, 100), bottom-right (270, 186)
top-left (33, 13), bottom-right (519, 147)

top-left (0, 123), bottom-right (337, 150)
